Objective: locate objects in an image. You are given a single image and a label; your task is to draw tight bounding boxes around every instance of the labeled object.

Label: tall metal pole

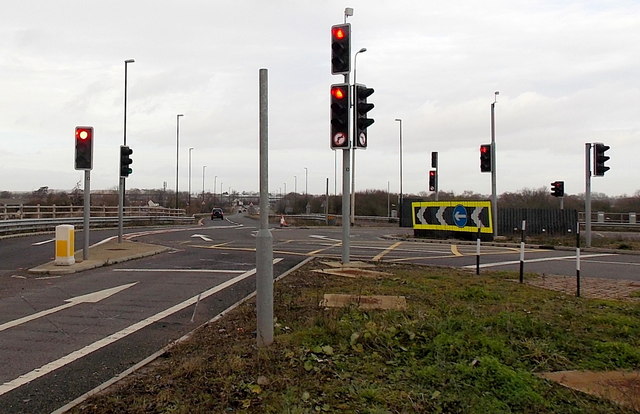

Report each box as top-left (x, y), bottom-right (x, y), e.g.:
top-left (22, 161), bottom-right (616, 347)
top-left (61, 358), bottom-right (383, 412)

top-left (585, 143), bottom-right (592, 247)
top-left (213, 175), bottom-right (217, 205)
top-left (395, 119), bottom-right (403, 226)
top-left (341, 72), bottom-right (351, 264)
top-left (175, 114), bottom-right (184, 210)
top-left (304, 167), bottom-right (308, 195)
top-left (490, 91), bottom-right (499, 238)
top-left (188, 147), bottom-right (194, 208)
top-left (256, 68), bottom-right (273, 347)
top-left (83, 170), bottom-right (90, 260)
top-left (202, 165), bottom-right (207, 202)
top-left (119, 59), bottom-right (134, 244)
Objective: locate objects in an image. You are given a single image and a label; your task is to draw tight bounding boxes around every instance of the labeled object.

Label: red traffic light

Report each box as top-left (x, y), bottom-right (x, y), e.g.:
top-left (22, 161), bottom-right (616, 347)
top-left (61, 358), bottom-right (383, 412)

top-left (75, 127), bottom-right (92, 141)
top-left (480, 145), bottom-right (489, 153)
top-left (332, 26), bottom-right (347, 40)
top-left (331, 86), bottom-right (346, 99)
top-left (429, 170), bottom-right (436, 177)
top-left (75, 126), bottom-right (94, 170)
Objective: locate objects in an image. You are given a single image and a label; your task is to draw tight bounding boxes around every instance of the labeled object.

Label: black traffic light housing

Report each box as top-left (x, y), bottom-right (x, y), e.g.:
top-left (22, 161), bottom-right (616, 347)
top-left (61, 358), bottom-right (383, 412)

top-left (429, 170), bottom-right (437, 192)
top-left (593, 143), bottom-right (610, 176)
top-left (331, 24), bottom-right (351, 75)
top-left (74, 126), bottom-right (94, 170)
top-left (480, 144), bottom-right (492, 172)
top-left (120, 145), bottom-right (133, 177)
top-left (330, 83), bottom-right (350, 149)
top-left (354, 84), bottom-right (374, 149)
top-left (551, 181), bottom-right (564, 197)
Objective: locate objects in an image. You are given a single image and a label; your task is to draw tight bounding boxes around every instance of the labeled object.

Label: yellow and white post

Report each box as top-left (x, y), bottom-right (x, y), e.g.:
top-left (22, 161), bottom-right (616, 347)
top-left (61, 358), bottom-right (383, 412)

top-left (55, 225), bottom-right (75, 266)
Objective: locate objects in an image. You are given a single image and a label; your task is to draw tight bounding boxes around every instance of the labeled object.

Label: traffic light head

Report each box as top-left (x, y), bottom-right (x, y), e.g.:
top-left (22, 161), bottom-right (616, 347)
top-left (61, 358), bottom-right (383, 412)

top-left (550, 181), bottom-right (564, 197)
top-left (480, 144), bottom-right (492, 172)
top-left (593, 143), bottom-right (610, 176)
top-left (120, 145), bottom-right (133, 177)
top-left (330, 83), bottom-right (350, 149)
top-left (429, 170), bottom-right (437, 192)
top-left (354, 84), bottom-right (375, 149)
top-left (75, 126), bottom-right (94, 170)
top-left (331, 24), bottom-right (351, 75)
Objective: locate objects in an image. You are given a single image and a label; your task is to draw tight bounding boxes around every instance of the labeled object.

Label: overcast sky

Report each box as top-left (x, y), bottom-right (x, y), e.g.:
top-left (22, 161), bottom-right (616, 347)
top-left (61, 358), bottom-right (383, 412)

top-left (1, 0), bottom-right (638, 198)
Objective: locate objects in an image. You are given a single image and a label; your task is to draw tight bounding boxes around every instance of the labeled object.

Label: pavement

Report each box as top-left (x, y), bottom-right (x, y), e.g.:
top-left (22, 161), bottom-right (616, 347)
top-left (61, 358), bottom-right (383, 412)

top-left (28, 238), bottom-right (170, 275)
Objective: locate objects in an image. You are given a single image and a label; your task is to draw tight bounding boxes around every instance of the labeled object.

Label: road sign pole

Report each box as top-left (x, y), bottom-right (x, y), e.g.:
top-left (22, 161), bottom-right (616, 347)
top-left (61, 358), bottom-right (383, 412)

top-left (256, 68), bottom-right (273, 347)
top-left (519, 220), bottom-right (526, 283)
top-left (585, 143), bottom-right (592, 247)
top-left (118, 177), bottom-right (124, 243)
top-left (490, 100), bottom-right (497, 238)
top-left (83, 170), bottom-right (90, 261)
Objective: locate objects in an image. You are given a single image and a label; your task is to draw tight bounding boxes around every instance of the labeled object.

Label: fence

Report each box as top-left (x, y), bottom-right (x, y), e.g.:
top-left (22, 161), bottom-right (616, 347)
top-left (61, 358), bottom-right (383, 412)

top-left (0, 204), bottom-right (185, 220)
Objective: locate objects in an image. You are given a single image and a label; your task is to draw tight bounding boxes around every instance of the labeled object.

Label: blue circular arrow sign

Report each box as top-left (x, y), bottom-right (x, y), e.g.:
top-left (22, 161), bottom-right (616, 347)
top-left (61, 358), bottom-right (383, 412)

top-left (453, 204), bottom-right (467, 228)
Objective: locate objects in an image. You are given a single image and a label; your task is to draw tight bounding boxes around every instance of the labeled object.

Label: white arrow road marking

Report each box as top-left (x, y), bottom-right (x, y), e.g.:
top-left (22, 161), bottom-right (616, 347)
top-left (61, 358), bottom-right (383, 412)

top-left (32, 239), bottom-right (55, 246)
top-left (191, 234), bottom-right (213, 242)
top-left (417, 206), bottom-right (427, 225)
top-left (462, 253), bottom-right (615, 269)
top-left (436, 207), bottom-right (446, 225)
top-left (0, 283), bottom-right (137, 333)
top-left (310, 235), bottom-right (342, 242)
top-left (0, 260), bottom-right (282, 396)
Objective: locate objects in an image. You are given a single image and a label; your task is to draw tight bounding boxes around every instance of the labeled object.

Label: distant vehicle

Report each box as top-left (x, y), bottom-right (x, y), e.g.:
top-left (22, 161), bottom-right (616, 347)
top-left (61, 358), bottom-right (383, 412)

top-left (211, 208), bottom-right (224, 220)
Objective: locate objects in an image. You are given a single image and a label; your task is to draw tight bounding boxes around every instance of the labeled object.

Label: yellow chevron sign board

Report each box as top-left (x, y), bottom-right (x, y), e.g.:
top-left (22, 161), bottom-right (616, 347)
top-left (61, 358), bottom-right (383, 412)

top-left (412, 201), bottom-right (493, 234)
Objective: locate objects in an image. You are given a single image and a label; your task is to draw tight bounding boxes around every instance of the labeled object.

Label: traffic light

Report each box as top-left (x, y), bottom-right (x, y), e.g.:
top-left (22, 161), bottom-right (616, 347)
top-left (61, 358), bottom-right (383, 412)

top-left (551, 181), bottom-right (564, 197)
top-left (593, 143), bottom-right (610, 176)
top-left (331, 24), bottom-right (350, 75)
top-left (431, 151), bottom-right (438, 168)
top-left (429, 170), bottom-right (437, 192)
top-left (354, 84), bottom-right (374, 148)
top-left (119, 145), bottom-right (133, 177)
top-left (480, 144), bottom-right (492, 172)
top-left (330, 83), bottom-right (350, 149)
top-left (74, 126), bottom-right (94, 170)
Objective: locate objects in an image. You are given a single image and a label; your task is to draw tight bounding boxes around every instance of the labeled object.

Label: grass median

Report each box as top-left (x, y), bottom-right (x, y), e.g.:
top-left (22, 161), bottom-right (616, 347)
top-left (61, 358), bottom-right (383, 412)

top-left (73, 261), bottom-right (640, 413)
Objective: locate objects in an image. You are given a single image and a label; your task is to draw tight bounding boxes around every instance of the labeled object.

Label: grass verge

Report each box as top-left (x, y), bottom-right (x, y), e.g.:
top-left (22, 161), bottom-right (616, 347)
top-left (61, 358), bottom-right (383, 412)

top-left (72, 261), bottom-right (640, 413)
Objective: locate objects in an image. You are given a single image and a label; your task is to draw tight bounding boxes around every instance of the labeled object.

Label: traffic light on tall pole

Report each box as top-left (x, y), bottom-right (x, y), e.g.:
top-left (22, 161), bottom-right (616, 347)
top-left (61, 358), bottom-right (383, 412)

top-left (74, 126), bottom-right (94, 170)
top-left (119, 145), bottom-right (133, 177)
top-left (551, 181), bottom-right (564, 197)
top-left (480, 144), bottom-right (492, 172)
top-left (354, 84), bottom-right (374, 148)
top-left (331, 24), bottom-right (351, 75)
top-left (429, 170), bottom-right (437, 192)
top-left (593, 143), bottom-right (610, 176)
top-left (330, 83), bottom-right (350, 149)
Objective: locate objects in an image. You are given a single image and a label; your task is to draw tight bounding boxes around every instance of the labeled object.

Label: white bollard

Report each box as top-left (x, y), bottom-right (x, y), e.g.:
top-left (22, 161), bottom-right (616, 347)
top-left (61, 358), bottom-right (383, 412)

top-left (55, 225), bottom-right (75, 266)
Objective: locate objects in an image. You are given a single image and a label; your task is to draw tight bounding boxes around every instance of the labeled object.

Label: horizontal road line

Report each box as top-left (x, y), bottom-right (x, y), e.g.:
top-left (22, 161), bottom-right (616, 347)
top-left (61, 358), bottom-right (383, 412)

top-left (372, 241), bottom-right (402, 261)
top-left (113, 268), bottom-right (246, 274)
top-left (0, 258), bottom-right (282, 397)
top-left (462, 253), bottom-right (615, 269)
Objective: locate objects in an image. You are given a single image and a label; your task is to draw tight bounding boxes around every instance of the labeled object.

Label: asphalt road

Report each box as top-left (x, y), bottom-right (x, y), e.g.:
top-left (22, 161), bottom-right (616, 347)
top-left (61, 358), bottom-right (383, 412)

top-left (0, 214), bottom-right (638, 413)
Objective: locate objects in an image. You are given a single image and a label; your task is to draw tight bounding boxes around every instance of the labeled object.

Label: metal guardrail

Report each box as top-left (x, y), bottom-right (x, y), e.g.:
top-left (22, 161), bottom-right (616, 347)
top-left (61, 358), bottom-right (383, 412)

top-left (0, 216), bottom-right (195, 236)
top-left (0, 204), bottom-right (185, 220)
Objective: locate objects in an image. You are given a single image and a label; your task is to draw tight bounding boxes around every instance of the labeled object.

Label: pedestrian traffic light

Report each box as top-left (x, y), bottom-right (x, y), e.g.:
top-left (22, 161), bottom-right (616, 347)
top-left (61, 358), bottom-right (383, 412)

top-left (429, 170), bottom-right (437, 192)
top-left (120, 145), bottom-right (133, 177)
top-left (354, 84), bottom-right (374, 148)
top-left (550, 181), bottom-right (564, 197)
top-left (593, 143), bottom-right (610, 176)
top-left (331, 23), bottom-right (350, 75)
top-left (330, 83), bottom-right (350, 149)
top-left (480, 144), bottom-right (491, 172)
top-left (74, 126), bottom-right (94, 170)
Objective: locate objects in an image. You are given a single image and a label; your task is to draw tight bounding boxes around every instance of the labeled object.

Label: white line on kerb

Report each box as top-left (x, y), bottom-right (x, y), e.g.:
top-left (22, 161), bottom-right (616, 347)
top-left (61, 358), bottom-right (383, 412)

top-left (0, 258), bottom-right (282, 396)
top-left (462, 253), bottom-right (615, 269)
top-left (113, 268), bottom-right (246, 274)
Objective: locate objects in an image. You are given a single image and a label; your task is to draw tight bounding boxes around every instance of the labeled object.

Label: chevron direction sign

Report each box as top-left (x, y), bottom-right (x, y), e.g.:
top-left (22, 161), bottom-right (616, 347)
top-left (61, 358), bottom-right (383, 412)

top-left (412, 201), bottom-right (493, 233)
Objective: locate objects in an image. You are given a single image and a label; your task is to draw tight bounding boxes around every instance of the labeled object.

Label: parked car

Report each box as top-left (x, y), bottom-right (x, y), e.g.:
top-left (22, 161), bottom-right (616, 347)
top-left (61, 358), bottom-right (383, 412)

top-left (211, 208), bottom-right (224, 220)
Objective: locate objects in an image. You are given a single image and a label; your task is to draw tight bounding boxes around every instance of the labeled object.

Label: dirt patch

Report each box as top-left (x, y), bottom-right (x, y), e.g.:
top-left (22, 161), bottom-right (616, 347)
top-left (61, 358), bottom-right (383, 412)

top-left (320, 293), bottom-right (407, 310)
top-left (539, 370), bottom-right (640, 411)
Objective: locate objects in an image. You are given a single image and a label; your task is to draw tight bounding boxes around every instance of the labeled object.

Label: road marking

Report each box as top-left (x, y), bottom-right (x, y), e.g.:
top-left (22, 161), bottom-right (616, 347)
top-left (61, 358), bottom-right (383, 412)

top-left (0, 259), bottom-right (282, 397)
top-left (191, 234), bottom-right (213, 242)
top-left (308, 242), bottom-right (341, 255)
top-left (0, 283), bottom-right (137, 333)
top-left (462, 253), bottom-right (616, 269)
top-left (310, 235), bottom-right (342, 242)
top-left (450, 245), bottom-right (462, 256)
top-left (113, 268), bottom-right (246, 274)
top-left (372, 241), bottom-right (402, 261)
top-left (32, 239), bottom-right (55, 246)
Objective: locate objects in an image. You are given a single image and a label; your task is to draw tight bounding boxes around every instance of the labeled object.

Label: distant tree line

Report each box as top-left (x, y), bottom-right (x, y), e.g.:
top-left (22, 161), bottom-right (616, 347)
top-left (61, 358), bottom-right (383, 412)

top-left (2, 186), bottom-right (640, 216)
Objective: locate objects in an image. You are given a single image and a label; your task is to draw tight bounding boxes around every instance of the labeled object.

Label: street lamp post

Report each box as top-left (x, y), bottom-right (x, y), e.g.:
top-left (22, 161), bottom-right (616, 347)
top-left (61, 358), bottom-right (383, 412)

top-left (351, 48), bottom-right (367, 226)
top-left (202, 165), bottom-right (207, 203)
top-left (491, 91), bottom-right (499, 237)
top-left (188, 147), bottom-right (194, 208)
top-left (304, 167), bottom-right (308, 195)
top-left (175, 114), bottom-right (184, 210)
top-left (214, 175), bottom-right (217, 205)
top-left (395, 118), bottom-right (403, 226)
top-left (119, 58), bottom-right (134, 244)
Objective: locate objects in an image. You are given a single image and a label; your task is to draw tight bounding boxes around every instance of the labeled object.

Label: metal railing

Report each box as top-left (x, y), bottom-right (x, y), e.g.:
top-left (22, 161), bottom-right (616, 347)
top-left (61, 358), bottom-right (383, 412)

top-left (578, 211), bottom-right (638, 226)
top-left (0, 204), bottom-right (185, 220)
